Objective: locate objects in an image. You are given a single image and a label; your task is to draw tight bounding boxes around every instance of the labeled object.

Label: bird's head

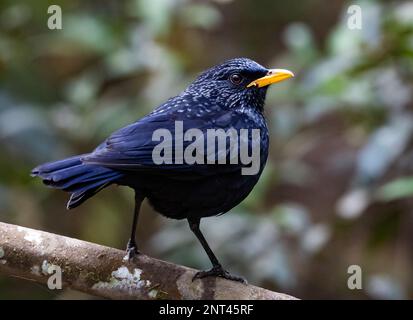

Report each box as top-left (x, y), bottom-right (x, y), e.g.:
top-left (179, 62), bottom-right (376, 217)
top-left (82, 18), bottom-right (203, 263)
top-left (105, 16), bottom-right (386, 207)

top-left (186, 58), bottom-right (294, 111)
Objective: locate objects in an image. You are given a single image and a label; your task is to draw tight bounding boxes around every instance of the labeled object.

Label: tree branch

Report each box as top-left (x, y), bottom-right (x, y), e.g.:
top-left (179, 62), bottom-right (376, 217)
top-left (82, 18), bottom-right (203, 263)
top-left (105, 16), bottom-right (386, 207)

top-left (0, 222), bottom-right (297, 300)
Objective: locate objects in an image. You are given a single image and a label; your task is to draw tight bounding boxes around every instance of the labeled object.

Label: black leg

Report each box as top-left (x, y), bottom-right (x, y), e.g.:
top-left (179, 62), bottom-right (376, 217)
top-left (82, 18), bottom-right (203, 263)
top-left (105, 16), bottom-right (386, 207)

top-left (125, 192), bottom-right (144, 260)
top-left (188, 218), bottom-right (247, 284)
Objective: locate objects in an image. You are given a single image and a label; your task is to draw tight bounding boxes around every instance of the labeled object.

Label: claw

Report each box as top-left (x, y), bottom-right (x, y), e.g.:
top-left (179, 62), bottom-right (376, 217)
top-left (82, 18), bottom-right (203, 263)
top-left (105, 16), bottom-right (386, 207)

top-left (123, 240), bottom-right (140, 261)
top-left (192, 265), bottom-right (247, 284)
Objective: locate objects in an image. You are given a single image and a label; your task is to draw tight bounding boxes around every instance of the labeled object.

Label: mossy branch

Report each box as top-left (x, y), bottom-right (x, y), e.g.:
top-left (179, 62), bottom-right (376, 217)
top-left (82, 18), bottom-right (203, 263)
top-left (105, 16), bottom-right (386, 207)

top-left (0, 222), bottom-right (297, 300)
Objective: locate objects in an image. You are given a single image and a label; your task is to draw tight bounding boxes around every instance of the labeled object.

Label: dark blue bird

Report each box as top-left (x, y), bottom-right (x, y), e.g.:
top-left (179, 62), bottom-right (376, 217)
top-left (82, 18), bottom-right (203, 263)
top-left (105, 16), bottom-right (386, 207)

top-left (32, 58), bottom-right (294, 282)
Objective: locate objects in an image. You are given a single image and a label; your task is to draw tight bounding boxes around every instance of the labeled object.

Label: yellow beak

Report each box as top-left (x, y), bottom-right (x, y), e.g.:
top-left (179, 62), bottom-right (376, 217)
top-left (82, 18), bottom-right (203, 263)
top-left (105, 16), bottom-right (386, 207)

top-left (247, 69), bottom-right (294, 88)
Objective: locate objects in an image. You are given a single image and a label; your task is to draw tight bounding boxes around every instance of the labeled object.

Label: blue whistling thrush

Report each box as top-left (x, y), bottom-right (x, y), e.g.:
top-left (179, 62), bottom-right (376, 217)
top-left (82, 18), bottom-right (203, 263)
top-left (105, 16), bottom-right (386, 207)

top-left (32, 58), bottom-right (294, 282)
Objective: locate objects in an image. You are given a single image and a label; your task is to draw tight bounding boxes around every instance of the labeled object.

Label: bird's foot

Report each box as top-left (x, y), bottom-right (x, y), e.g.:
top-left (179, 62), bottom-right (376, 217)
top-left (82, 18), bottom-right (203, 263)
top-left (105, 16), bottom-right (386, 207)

top-left (123, 240), bottom-right (140, 261)
top-left (193, 265), bottom-right (247, 284)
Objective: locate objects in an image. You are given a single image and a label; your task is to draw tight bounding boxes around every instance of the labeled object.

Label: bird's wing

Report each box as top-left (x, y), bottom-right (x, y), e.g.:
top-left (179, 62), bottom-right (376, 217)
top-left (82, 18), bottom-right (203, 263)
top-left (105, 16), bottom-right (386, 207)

top-left (82, 101), bottom-right (253, 176)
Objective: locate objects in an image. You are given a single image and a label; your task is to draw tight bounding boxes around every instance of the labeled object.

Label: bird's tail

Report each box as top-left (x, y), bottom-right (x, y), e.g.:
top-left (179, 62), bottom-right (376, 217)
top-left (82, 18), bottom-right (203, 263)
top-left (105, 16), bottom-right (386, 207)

top-left (31, 154), bottom-right (123, 209)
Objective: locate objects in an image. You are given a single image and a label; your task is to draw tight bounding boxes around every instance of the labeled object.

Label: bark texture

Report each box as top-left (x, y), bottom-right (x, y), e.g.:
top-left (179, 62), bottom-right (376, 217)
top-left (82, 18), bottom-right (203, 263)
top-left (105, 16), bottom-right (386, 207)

top-left (0, 222), bottom-right (297, 300)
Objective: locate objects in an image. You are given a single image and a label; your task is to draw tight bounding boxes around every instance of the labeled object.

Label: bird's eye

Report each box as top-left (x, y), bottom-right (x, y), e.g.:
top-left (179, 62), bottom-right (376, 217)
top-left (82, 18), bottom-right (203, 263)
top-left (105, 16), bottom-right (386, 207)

top-left (229, 73), bottom-right (243, 85)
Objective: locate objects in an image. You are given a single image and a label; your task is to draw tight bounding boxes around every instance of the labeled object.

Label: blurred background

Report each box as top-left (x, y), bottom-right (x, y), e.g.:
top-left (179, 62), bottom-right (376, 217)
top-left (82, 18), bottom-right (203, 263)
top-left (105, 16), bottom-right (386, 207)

top-left (1, 0), bottom-right (413, 299)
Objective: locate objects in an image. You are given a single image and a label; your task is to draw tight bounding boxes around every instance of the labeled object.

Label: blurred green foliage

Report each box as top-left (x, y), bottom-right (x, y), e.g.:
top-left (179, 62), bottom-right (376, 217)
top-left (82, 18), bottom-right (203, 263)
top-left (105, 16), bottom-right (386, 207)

top-left (1, 0), bottom-right (413, 299)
